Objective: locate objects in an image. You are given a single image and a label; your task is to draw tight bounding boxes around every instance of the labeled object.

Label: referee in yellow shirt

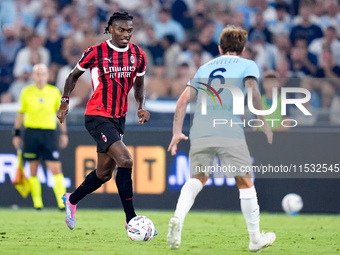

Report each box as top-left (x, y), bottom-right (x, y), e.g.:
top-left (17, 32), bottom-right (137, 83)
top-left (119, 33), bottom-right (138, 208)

top-left (12, 64), bottom-right (68, 210)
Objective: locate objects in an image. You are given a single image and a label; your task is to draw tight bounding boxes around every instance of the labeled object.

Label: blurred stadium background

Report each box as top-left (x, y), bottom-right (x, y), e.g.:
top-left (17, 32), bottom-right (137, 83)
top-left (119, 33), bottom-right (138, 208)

top-left (0, 0), bottom-right (340, 213)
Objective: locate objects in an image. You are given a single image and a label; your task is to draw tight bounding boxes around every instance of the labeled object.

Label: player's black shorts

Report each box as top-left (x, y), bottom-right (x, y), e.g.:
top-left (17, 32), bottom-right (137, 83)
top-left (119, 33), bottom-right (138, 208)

top-left (85, 115), bottom-right (125, 153)
top-left (23, 128), bottom-right (59, 161)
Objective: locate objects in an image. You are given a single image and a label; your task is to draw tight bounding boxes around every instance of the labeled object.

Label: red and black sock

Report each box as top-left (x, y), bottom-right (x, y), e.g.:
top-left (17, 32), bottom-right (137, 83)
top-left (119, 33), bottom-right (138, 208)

top-left (115, 167), bottom-right (136, 223)
top-left (69, 169), bottom-right (104, 205)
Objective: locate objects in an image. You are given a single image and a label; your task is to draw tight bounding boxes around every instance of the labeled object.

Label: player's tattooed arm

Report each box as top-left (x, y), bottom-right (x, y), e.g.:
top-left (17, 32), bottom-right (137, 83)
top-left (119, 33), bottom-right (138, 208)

top-left (57, 67), bottom-right (84, 124)
top-left (134, 76), bottom-right (150, 124)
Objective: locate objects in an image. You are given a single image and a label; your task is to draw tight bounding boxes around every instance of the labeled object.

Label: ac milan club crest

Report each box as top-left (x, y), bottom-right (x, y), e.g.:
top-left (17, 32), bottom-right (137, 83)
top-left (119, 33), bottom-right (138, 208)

top-left (101, 132), bottom-right (107, 142)
top-left (130, 55), bottom-right (135, 64)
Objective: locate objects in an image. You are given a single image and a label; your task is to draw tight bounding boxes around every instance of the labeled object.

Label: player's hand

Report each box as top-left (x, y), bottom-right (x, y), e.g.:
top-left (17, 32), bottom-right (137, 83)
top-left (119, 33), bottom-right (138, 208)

top-left (12, 136), bottom-right (23, 150)
top-left (137, 109), bottom-right (150, 124)
top-left (59, 134), bottom-right (68, 149)
top-left (168, 133), bottom-right (188, 156)
top-left (57, 102), bottom-right (69, 124)
top-left (262, 123), bottom-right (273, 144)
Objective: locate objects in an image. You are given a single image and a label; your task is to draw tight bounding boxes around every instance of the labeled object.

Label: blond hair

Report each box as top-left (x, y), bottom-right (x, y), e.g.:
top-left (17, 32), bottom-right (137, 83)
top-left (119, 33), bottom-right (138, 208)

top-left (219, 25), bottom-right (248, 55)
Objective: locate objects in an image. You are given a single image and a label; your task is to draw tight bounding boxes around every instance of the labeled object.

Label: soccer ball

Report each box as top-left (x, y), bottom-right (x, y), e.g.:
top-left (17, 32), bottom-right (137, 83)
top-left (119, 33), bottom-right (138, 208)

top-left (127, 216), bottom-right (155, 241)
top-left (281, 193), bottom-right (303, 215)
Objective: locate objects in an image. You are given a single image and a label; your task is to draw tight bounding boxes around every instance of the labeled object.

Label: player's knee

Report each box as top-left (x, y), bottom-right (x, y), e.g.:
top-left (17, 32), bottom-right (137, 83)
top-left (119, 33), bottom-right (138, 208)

top-left (118, 157), bottom-right (133, 168)
top-left (97, 169), bottom-right (112, 182)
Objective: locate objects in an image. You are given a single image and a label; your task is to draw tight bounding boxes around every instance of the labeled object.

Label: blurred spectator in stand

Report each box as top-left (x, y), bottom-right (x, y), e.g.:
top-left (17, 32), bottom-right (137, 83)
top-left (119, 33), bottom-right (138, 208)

top-left (267, 2), bottom-right (292, 36)
top-left (290, 1), bottom-right (323, 45)
top-left (260, 70), bottom-right (291, 131)
top-left (315, 48), bottom-right (340, 96)
top-left (0, 66), bottom-right (33, 103)
top-left (258, 0), bottom-right (276, 22)
top-left (56, 48), bottom-right (91, 107)
top-left (273, 34), bottom-right (291, 63)
top-left (290, 75), bottom-right (320, 125)
top-left (58, 4), bottom-right (75, 37)
top-left (129, 13), bottom-right (148, 46)
top-left (292, 0), bottom-right (321, 25)
top-left (13, 33), bottom-right (50, 79)
top-left (145, 65), bottom-right (171, 99)
top-left (235, 0), bottom-right (260, 29)
top-left (145, 26), bottom-right (165, 66)
top-left (198, 22), bottom-right (219, 57)
top-left (309, 26), bottom-right (340, 66)
top-left (44, 17), bottom-right (67, 67)
top-left (153, 8), bottom-right (185, 43)
top-left (190, 13), bottom-right (207, 41)
top-left (232, 12), bottom-right (246, 28)
top-left (84, 1), bottom-right (101, 34)
top-left (35, 2), bottom-right (57, 37)
top-left (140, 0), bottom-right (161, 25)
top-left (161, 35), bottom-right (182, 79)
top-left (170, 63), bottom-right (193, 98)
top-left (312, 0), bottom-right (325, 21)
top-left (0, 51), bottom-right (41, 103)
top-left (77, 18), bottom-right (98, 52)
top-left (250, 31), bottom-right (279, 72)
top-left (249, 11), bottom-right (272, 43)
top-left (0, 24), bottom-right (22, 94)
top-left (319, 0), bottom-right (340, 34)
top-left (194, 0), bottom-right (209, 13)
top-left (241, 44), bottom-right (257, 61)
top-left (177, 39), bottom-right (213, 74)
top-left (289, 37), bottom-right (318, 76)
top-left (171, 0), bottom-right (193, 29)
top-left (213, 9), bottom-right (233, 44)
top-left (300, 76), bottom-right (322, 108)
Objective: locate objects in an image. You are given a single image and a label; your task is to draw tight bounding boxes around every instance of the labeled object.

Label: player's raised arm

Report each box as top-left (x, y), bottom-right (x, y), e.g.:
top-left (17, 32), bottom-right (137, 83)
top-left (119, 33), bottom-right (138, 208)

top-left (244, 77), bottom-right (273, 144)
top-left (133, 75), bottom-right (150, 124)
top-left (57, 67), bottom-right (84, 124)
top-left (168, 86), bottom-right (197, 155)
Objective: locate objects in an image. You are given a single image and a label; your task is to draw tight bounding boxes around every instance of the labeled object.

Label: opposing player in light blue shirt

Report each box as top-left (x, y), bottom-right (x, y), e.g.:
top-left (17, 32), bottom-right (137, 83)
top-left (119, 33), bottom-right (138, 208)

top-left (167, 26), bottom-right (275, 252)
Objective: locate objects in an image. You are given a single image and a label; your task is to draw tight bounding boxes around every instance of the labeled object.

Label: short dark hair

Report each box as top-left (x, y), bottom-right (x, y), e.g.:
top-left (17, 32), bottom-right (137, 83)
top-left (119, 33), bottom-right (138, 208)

top-left (104, 12), bottom-right (133, 34)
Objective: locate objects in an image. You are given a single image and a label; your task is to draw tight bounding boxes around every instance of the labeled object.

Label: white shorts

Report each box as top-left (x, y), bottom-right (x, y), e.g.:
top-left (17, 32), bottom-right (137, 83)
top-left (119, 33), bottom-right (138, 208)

top-left (189, 140), bottom-right (252, 178)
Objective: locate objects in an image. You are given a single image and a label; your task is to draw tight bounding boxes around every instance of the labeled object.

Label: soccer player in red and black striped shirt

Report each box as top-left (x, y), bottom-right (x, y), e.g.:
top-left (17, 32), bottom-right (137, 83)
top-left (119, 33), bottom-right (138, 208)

top-left (57, 12), bottom-right (151, 231)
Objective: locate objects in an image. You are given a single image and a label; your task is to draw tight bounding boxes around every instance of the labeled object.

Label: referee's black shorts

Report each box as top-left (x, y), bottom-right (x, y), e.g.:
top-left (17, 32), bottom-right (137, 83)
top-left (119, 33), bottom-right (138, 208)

top-left (85, 115), bottom-right (125, 153)
top-left (23, 128), bottom-right (60, 161)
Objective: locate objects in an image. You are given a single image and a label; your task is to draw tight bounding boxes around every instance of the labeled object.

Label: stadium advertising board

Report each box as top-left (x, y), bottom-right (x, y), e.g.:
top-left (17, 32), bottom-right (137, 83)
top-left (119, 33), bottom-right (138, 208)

top-left (0, 130), bottom-right (339, 213)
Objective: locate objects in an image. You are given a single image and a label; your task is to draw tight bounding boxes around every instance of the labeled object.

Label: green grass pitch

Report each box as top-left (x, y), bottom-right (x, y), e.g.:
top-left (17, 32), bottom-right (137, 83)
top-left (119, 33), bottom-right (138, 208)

top-left (0, 208), bottom-right (339, 255)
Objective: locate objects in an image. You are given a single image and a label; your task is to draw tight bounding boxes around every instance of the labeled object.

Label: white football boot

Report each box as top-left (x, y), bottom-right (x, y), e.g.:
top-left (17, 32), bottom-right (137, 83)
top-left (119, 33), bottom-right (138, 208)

top-left (167, 216), bottom-right (182, 249)
top-left (249, 231), bottom-right (276, 252)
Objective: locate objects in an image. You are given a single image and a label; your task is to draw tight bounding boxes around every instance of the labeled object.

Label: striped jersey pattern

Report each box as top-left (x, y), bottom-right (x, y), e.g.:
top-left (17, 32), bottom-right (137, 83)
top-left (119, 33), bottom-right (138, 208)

top-left (77, 40), bottom-right (146, 118)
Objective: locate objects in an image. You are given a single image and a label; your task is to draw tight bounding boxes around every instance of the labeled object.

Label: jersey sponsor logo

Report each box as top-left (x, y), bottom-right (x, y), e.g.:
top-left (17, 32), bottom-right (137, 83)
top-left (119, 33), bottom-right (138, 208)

top-left (103, 66), bottom-right (136, 79)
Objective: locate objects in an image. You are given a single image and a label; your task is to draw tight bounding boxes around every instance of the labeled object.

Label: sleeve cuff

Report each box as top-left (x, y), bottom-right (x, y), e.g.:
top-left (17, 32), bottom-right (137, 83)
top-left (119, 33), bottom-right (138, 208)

top-left (77, 63), bottom-right (87, 72)
top-left (137, 71), bottom-right (146, 76)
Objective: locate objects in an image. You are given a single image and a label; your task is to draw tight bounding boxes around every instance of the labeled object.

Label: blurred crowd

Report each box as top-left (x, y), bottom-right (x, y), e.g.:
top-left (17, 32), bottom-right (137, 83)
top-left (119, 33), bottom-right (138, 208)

top-left (0, 0), bottom-right (340, 126)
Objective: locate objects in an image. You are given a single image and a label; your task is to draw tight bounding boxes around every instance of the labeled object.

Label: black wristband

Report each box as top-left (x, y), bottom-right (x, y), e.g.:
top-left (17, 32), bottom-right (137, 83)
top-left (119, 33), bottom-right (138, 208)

top-left (60, 131), bottom-right (68, 135)
top-left (12, 129), bottom-right (21, 137)
top-left (61, 96), bottom-right (69, 104)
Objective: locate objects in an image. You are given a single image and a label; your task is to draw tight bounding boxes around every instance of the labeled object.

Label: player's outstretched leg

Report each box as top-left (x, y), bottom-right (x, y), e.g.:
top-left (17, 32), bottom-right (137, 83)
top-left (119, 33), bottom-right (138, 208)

top-left (62, 169), bottom-right (104, 229)
top-left (167, 178), bottom-right (203, 249)
top-left (238, 184), bottom-right (276, 252)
